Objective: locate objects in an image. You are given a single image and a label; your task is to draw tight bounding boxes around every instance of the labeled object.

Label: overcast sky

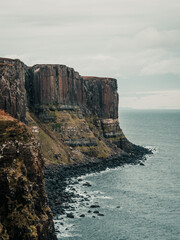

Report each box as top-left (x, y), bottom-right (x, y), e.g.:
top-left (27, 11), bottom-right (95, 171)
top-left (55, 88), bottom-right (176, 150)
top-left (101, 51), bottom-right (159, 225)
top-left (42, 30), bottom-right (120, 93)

top-left (1, 0), bottom-right (180, 109)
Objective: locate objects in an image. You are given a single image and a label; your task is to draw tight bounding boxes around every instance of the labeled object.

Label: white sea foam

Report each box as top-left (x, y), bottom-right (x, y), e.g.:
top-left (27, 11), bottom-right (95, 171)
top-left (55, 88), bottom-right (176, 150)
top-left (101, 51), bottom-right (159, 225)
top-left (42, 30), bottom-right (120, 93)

top-left (145, 145), bottom-right (158, 154)
top-left (57, 145), bottom-right (154, 238)
top-left (54, 219), bottom-right (82, 238)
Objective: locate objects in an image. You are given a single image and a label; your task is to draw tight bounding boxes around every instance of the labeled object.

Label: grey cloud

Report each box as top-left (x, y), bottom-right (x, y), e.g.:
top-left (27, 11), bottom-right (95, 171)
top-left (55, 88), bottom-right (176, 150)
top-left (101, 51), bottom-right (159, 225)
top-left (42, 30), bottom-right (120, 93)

top-left (1, 0), bottom-right (180, 108)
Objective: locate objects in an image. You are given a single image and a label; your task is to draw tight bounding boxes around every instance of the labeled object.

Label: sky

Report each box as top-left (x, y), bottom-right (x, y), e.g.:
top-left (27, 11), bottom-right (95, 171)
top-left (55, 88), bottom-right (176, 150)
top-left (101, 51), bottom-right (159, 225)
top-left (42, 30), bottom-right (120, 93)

top-left (1, 0), bottom-right (180, 109)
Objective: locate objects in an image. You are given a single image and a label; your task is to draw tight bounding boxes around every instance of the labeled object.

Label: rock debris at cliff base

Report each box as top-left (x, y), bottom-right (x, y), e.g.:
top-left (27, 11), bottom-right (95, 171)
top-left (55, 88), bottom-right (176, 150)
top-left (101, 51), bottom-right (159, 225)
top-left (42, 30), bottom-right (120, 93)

top-left (0, 57), bottom-right (151, 240)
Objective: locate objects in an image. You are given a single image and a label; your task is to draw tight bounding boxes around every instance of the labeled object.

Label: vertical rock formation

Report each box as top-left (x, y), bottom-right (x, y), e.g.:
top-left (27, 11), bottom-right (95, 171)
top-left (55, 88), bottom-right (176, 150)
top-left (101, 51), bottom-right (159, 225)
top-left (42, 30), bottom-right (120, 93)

top-left (28, 64), bottom-right (85, 108)
top-left (82, 76), bottom-right (123, 139)
top-left (27, 66), bottom-right (124, 144)
top-left (27, 66), bottom-right (118, 119)
top-left (0, 57), bottom-right (149, 238)
top-left (0, 110), bottom-right (57, 240)
top-left (0, 58), bottom-right (27, 122)
top-left (0, 57), bottom-right (148, 159)
top-left (82, 76), bottom-right (118, 119)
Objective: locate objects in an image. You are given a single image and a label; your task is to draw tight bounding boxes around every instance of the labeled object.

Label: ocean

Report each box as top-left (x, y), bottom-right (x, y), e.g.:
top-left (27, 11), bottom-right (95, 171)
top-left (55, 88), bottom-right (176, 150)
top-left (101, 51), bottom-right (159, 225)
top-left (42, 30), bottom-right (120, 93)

top-left (54, 110), bottom-right (180, 240)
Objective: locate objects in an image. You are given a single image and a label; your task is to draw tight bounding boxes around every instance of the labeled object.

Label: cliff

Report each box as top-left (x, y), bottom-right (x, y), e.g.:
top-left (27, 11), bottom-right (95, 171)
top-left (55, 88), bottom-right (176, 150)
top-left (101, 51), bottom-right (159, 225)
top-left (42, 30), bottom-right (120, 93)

top-left (0, 58), bottom-right (148, 165)
top-left (26, 64), bottom-right (139, 161)
top-left (27, 66), bottom-right (118, 119)
top-left (27, 64), bottom-right (85, 108)
top-left (0, 110), bottom-right (57, 240)
top-left (0, 57), bottom-right (149, 238)
top-left (0, 58), bottom-right (27, 122)
top-left (82, 76), bottom-right (118, 119)
top-left (82, 76), bottom-right (123, 140)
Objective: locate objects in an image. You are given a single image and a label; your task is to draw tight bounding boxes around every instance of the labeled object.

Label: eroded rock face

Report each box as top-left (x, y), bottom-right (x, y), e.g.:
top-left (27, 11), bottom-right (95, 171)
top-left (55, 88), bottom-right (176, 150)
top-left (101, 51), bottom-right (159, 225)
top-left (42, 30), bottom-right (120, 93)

top-left (28, 64), bottom-right (85, 107)
top-left (0, 58), bottom-right (27, 122)
top-left (0, 57), bottom-right (146, 161)
top-left (0, 110), bottom-right (57, 240)
top-left (28, 68), bottom-right (118, 119)
top-left (82, 76), bottom-right (119, 119)
top-left (82, 76), bottom-right (120, 140)
top-left (101, 118), bottom-right (122, 138)
top-left (27, 66), bottom-right (121, 140)
top-left (0, 58), bottom-right (122, 142)
top-left (0, 57), bottom-right (149, 238)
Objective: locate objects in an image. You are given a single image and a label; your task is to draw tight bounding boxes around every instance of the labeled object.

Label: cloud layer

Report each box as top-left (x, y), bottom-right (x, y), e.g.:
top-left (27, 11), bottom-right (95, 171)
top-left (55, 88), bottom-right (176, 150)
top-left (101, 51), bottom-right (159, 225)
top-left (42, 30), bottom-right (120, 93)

top-left (1, 0), bottom-right (180, 108)
top-left (120, 90), bottom-right (180, 109)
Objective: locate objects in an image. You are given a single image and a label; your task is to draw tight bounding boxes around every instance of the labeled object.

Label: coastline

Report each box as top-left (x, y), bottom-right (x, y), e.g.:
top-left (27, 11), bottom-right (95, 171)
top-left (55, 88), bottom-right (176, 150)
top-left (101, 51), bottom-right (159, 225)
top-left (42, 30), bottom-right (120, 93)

top-left (0, 57), bottom-right (153, 239)
top-left (45, 145), bottom-right (151, 216)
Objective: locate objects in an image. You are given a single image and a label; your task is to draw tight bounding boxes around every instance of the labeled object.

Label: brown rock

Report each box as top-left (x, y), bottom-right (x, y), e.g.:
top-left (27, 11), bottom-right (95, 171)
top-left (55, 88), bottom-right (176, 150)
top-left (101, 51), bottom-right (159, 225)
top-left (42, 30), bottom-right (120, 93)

top-left (0, 58), bottom-right (27, 122)
top-left (0, 56), bottom-right (148, 161)
top-left (82, 76), bottom-right (119, 119)
top-left (29, 64), bottom-right (85, 107)
top-left (0, 110), bottom-right (57, 240)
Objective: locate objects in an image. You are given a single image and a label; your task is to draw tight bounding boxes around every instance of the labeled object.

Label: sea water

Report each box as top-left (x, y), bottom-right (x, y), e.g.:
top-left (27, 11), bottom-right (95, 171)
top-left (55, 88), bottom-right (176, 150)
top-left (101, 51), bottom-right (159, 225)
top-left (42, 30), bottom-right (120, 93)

top-left (55, 110), bottom-right (180, 240)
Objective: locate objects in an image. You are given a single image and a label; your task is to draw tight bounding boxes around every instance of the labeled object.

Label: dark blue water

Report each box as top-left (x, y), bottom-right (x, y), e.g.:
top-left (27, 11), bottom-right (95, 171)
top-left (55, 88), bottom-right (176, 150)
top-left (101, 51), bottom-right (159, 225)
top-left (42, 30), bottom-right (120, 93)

top-left (55, 110), bottom-right (180, 240)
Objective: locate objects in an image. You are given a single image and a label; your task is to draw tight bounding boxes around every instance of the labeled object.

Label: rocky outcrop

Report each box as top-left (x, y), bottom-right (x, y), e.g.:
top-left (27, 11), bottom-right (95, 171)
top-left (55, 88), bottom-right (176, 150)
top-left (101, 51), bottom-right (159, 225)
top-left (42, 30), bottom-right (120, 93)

top-left (0, 58), bottom-right (27, 122)
top-left (0, 57), bottom-right (148, 162)
top-left (82, 76), bottom-right (122, 141)
top-left (0, 58), bottom-right (124, 148)
top-left (0, 57), bottom-right (150, 239)
top-left (26, 66), bottom-right (123, 145)
top-left (28, 64), bottom-right (85, 108)
top-left (27, 67), bottom-right (118, 121)
top-left (0, 110), bottom-right (57, 240)
top-left (82, 76), bottom-right (118, 119)
top-left (27, 67), bottom-right (118, 117)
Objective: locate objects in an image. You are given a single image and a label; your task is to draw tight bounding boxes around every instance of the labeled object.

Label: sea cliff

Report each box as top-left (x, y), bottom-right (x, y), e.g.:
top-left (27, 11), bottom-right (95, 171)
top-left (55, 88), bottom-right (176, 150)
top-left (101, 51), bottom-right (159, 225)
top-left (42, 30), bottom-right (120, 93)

top-left (0, 57), bottom-right (148, 163)
top-left (0, 57), bottom-right (150, 239)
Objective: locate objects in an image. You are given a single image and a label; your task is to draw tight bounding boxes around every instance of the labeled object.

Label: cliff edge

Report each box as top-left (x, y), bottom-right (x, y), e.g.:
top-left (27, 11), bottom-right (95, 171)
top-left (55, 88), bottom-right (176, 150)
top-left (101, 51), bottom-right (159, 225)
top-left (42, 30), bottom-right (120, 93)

top-left (0, 57), bottom-right (149, 238)
top-left (0, 57), bottom-right (149, 166)
top-left (0, 110), bottom-right (57, 240)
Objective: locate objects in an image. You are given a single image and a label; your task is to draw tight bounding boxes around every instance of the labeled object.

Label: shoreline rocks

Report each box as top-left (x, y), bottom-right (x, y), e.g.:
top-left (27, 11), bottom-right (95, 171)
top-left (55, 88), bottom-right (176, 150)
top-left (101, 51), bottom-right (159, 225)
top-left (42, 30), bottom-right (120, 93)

top-left (45, 147), bottom-right (151, 217)
top-left (0, 57), bottom-right (152, 239)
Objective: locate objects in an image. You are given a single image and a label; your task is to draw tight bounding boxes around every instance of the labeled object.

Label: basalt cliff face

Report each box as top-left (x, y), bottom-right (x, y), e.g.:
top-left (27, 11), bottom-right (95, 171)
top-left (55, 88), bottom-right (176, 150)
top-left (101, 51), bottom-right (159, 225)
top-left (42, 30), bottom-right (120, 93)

top-left (0, 57), bottom-right (147, 164)
top-left (25, 64), bottom-right (128, 162)
top-left (28, 65), bottom-right (118, 119)
top-left (0, 57), bottom-right (148, 239)
top-left (28, 64), bottom-right (85, 107)
top-left (0, 58), bottom-right (27, 122)
top-left (82, 76), bottom-right (122, 139)
top-left (82, 76), bottom-right (118, 119)
top-left (0, 110), bottom-right (57, 240)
